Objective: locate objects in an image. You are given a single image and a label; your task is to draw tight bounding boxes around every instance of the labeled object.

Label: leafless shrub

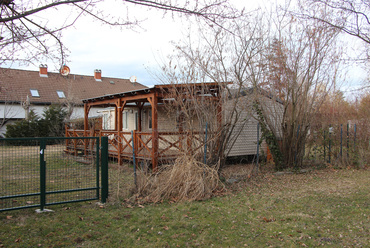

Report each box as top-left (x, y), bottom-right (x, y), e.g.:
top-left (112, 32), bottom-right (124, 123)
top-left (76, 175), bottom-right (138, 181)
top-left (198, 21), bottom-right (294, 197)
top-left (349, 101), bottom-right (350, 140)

top-left (136, 153), bottom-right (224, 203)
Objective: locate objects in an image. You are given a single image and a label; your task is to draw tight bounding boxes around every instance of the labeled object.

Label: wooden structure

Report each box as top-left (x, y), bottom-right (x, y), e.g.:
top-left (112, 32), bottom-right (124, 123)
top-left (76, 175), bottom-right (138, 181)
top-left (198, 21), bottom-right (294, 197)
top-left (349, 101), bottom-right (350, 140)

top-left (65, 83), bottom-right (224, 170)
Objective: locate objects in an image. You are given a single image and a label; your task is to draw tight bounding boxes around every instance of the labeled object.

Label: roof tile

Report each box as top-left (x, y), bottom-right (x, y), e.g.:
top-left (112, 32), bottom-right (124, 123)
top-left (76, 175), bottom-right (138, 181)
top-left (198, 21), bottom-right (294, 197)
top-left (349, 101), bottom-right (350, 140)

top-left (0, 68), bottom-right (148, 104)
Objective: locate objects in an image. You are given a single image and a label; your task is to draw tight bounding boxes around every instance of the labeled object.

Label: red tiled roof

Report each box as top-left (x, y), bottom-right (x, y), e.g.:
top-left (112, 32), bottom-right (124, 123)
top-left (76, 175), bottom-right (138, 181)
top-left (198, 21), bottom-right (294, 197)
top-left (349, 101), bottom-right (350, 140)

top-left (0, 68), bottom-right (148, 105)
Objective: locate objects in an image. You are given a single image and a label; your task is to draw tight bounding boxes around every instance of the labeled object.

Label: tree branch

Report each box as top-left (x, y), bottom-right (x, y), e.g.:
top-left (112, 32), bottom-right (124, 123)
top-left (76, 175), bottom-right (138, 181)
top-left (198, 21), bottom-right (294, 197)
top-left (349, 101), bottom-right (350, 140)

top-left (0, 0), bottom-right (89, 23)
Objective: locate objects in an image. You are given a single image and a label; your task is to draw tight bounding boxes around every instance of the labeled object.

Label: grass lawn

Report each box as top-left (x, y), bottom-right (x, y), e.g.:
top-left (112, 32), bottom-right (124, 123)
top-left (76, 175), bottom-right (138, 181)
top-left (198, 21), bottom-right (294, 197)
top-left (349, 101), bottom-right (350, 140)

top-left (1, 166), bottom-right (369, 247)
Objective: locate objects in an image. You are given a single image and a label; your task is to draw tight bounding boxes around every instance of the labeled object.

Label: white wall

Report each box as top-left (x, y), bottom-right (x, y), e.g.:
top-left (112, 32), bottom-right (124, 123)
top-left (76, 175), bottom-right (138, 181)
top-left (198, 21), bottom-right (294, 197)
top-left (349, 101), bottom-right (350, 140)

top-left (0, 103), bottom-right (107, 136)
top-left (99, 107), bottom-right (139, 131)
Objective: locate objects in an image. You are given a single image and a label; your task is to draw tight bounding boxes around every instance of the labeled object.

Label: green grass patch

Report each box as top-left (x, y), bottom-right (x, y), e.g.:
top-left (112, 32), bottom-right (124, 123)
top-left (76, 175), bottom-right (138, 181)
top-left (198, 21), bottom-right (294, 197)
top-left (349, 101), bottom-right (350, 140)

top-left (1, 168), bottom-right (369, 247)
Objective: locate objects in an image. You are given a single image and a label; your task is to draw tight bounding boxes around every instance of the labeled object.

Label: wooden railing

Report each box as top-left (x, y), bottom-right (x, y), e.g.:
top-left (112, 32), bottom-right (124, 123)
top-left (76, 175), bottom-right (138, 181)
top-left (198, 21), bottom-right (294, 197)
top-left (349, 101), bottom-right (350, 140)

top-left (65, 129), bottom-right (93, 156)
top-left (65, 129), bottom-right (206, 165)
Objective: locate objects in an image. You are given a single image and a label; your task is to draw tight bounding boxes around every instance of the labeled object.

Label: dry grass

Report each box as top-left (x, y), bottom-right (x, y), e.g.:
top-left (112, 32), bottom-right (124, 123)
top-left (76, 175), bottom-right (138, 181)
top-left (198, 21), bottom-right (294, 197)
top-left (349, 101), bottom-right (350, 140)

top-left (219, 163), bottom-right (255, 180)
top-left (135, 154), bottom-right (223, 203)
top-left (106, 162), bottom-right (135, 204)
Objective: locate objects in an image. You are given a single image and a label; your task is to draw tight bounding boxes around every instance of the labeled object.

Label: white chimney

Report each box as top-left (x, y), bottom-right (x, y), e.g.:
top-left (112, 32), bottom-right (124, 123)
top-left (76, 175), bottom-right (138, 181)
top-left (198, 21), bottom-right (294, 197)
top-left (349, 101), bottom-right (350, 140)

top-left (94, 69), bottom-right (102, 81)
top-left (39, 64), bottom-right (48, 78)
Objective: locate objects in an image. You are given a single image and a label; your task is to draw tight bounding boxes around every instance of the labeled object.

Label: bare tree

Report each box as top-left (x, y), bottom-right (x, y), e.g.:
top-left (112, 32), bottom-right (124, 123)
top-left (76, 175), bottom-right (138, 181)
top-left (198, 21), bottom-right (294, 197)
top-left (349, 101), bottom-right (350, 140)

top-left (252, 3), bottom-right (343, 170)
top-left (153, 12), bottom-right (270, 168)
top-left (156, 2), bottom-right (343, 170)
top-left (297, 0), bottom-right (370, 45)
top-left (0, 0), bottom-right (241, 67)
top-left (296, 0), bottom-right (370, 88)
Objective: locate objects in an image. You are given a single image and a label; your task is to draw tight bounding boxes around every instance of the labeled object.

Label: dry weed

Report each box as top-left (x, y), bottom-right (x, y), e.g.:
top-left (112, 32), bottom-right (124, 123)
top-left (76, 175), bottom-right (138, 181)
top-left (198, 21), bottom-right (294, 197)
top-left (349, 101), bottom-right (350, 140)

top-left (136, 154), bottom-right (224, 203)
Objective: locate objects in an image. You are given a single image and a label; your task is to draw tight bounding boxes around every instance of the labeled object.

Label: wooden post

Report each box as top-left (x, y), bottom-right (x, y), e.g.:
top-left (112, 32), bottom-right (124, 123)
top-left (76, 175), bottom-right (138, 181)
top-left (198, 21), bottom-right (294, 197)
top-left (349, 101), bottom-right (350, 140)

top-left (152, 96), bottom-right (158, 172)
top-left (114, 105), bottom-right (118, 130)
top-left (116, 99), bottom-right (122, 165)
top-left (115, 98), bottom-right (126, 165)
top-left (133, 130), bottom-right (138, 168)
top-left (148, 94), bottom-right (158, 172)
top-left (116, 99), bottom-right (122, 131)
top-left (83, 103), bottom-right (90, 134)
top-left (137, 102), bottom-right (143, 132)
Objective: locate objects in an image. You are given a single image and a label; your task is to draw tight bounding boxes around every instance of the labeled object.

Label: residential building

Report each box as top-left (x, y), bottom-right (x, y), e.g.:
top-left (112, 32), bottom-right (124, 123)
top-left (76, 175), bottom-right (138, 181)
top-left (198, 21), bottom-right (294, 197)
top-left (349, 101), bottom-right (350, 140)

top-left (0, 66), bottom-right (147, 136)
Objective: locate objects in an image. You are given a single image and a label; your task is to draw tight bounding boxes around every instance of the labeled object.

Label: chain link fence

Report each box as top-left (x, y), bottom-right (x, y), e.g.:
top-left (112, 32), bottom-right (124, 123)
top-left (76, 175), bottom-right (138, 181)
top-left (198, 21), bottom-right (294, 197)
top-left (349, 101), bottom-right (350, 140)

top-left (0, 137), bottom-right (108, 212)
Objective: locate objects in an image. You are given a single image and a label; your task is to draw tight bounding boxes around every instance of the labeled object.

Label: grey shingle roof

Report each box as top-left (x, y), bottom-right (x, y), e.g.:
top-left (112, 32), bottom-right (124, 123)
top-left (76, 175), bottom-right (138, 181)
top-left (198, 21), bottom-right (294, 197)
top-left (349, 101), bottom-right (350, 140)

top-left (0, 68), bottom-right (148, 105)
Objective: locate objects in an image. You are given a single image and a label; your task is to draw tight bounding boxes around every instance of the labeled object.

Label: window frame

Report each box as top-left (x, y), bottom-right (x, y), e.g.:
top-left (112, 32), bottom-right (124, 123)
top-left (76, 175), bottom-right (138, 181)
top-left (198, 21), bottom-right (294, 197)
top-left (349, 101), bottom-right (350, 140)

top-left (122, 111), bottom-right (128, 130)
top-left (56, 90), bottom-right (66, 98)
top-left (134, 111), bottom-right (138, 130)
top-left (30, 89), bottom-right (40, 97)
top-left (148, 109), bottom-right (152, 130)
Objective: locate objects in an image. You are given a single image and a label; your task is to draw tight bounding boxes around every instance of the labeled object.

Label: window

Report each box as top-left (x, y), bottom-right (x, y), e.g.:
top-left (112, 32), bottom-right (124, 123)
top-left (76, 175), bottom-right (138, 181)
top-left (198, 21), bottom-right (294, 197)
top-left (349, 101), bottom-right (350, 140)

top-left (30, 89), bottom-right (40, 97)
top-left (56, 90), bottom-right (66, 98)
top-left (148, 109), bottom-right (152, 129)
top-left (103, 113), bottom-right (109, 130)
top-left (102, 109), bottom-right (114, 130)
top-left (122, 111), bottom-right (128, 129)
top-left (134, 112), bottom-right (138, 130)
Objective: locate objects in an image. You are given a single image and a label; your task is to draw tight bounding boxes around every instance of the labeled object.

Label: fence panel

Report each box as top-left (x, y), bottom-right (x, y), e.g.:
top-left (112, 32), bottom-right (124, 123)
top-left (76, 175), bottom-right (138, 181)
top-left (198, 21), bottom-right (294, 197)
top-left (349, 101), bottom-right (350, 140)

top-left (0, 138), bottom-right (41, 211)
top-left (305, 123), bottom-right (369, 167)
top-left (0, 137), bottom-right (108, 212)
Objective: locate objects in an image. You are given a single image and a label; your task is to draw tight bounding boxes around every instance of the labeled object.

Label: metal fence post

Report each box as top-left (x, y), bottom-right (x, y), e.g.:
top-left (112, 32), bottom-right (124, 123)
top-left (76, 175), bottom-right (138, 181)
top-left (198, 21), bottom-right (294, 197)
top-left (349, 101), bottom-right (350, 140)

top-left (101, 136), bottom-right (109, 203)
top-left (347, 123), bottom-right (349, 159)
top-left (40, 139), bottom-right (46, 211)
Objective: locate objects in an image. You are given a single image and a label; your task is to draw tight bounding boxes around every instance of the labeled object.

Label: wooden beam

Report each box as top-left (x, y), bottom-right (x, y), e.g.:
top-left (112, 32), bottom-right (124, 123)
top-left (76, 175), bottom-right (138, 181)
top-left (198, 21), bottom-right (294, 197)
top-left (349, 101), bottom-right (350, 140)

top-left (86, 99), bottom-right (117, 107)
top-left (87, 92), bottom-right (155, 106)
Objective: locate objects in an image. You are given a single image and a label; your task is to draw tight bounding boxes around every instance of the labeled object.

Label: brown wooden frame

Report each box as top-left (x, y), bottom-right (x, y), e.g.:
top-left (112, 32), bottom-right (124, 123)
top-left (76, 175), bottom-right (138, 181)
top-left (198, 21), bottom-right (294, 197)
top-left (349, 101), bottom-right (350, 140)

top-left (76, 83), bottom-right (225, 171)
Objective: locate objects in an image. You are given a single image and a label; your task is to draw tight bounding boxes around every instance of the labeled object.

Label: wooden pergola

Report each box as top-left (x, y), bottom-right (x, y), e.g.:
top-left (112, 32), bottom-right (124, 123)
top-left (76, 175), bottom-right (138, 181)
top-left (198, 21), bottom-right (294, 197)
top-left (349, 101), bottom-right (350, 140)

top-left (67, 83), bottom-right (224, 170)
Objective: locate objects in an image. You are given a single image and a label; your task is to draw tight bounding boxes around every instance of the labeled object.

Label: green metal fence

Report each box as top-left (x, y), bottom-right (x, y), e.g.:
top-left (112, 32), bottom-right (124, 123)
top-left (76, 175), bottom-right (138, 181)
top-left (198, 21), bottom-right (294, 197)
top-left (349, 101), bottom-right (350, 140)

top-left (0, 136), bottom-right (108, 212)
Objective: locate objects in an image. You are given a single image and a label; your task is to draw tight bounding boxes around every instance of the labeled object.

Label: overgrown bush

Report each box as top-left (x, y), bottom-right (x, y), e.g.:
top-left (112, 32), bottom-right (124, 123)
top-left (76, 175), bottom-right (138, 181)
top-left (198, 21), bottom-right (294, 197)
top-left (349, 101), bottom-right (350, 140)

top-left (5, 110), bottom-right (44, 138)
top-left (41, 104), bottom-right (67, 137)
top-left (5, 105), bottom-right (67, 140)
top-left (135, 154), bottom-right (223, 203)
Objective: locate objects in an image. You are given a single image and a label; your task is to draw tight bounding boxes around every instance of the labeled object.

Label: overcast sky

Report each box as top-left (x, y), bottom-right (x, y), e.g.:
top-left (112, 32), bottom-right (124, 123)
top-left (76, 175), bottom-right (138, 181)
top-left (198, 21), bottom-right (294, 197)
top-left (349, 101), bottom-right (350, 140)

top-left (9, 0), bottom-right (368, 92)
top-left (13, 1), bottom-right (205, 87)
top-left (59, 6), bottom-right (184, 87)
